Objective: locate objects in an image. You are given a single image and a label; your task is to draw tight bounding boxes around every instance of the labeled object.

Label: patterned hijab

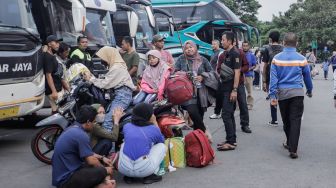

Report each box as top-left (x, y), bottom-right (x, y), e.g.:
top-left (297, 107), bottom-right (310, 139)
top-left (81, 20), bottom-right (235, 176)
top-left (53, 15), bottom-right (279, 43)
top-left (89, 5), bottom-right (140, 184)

top-left (183, 40), bottom-right (202, 72)
top-left (142, 50), bottom-right (169, 90)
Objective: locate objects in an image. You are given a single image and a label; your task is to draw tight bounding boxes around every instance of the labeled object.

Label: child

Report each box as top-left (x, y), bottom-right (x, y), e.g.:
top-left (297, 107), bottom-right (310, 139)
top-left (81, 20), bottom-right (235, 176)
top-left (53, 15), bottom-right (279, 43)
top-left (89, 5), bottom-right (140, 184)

top-left (133, 50), bottom-right (171, 104)
top-left (322, 60), bottom-right (331, 80)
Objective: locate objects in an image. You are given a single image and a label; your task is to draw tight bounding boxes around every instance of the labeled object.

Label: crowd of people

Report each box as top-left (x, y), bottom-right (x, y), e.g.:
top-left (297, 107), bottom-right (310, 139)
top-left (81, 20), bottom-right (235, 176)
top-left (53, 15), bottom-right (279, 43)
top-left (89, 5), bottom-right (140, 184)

top-left (40, 29), bottom-right (336, 188)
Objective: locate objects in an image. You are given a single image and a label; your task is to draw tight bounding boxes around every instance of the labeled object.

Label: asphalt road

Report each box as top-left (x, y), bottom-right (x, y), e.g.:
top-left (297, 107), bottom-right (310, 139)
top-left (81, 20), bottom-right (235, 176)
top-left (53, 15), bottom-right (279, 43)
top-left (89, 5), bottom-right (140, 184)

top-left (0, 73), bottom-right (336, 188)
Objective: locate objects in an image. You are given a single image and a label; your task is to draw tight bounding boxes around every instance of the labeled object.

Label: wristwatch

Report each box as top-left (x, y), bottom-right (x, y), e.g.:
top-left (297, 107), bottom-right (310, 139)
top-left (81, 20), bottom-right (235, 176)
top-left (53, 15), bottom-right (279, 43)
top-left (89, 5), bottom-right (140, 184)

top-left (233, 88), bottom-right (238, 92)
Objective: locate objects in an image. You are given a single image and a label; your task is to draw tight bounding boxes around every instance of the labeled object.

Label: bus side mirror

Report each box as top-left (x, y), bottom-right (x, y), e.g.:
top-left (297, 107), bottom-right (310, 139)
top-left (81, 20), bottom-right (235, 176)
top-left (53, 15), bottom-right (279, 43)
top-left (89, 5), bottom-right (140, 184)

top-left (168, 17), bottom-right (175, 36)
top-left (128, 11), bottom-right (139, 38)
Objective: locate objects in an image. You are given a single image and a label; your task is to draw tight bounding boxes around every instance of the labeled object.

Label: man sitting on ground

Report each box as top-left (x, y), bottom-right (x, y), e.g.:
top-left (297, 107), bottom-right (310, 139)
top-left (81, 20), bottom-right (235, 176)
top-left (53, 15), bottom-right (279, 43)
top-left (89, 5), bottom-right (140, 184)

top-left (52, 105), bottom-right (116, 188)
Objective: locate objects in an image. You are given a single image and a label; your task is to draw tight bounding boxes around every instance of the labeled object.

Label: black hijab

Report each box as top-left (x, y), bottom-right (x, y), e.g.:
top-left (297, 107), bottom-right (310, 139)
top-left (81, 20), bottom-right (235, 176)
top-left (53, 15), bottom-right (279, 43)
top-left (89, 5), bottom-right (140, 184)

top-left (131, 103), bottom-right (154, 127)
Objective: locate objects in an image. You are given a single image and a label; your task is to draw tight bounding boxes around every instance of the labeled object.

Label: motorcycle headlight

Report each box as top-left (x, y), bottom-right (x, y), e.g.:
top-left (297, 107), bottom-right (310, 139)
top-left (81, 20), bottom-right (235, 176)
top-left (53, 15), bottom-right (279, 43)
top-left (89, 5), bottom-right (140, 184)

top-left (58, 100), bottom-right (76, 115)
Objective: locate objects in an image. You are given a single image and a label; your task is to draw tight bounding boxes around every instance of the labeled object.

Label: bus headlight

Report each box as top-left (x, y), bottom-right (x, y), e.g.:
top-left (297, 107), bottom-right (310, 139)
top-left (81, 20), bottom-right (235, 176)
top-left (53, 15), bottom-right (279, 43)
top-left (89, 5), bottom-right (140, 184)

top-left (32, 70), bottom-right (44, 86)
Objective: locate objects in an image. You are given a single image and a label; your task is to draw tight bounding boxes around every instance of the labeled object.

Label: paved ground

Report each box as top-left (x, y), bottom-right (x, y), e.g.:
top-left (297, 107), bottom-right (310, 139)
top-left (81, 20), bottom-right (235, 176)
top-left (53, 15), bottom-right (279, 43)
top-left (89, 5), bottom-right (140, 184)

top-left (0, 73), bottom-right (336, 188)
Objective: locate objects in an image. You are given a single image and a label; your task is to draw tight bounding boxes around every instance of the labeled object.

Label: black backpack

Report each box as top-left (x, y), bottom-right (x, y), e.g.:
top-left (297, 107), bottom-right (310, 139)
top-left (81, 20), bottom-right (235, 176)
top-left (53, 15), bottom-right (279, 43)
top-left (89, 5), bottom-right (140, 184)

top-left (265, 45), bottom-right (283, 84)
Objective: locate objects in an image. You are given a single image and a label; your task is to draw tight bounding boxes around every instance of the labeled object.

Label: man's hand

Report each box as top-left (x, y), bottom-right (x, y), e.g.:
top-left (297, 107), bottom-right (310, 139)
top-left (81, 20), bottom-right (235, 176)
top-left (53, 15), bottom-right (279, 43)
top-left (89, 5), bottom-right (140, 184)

top-left (112, 107), bottom-right (125, 125)
top-left (334, 99), bottom-right (336, 108)
top-left (230, 91), bottom-right (237, 102)
top-left (51, 91), bottom-right (58, 100)
top-left (195, 75), bottom-right (203, 83)
top-left (306, 92), bottom-right (313, 98)
top-left (102, 157), bottom-right (112, 167)
top-left (271, 99), bottom-right (278, 106)
top-left (105, 167), bottom-right (113, 176)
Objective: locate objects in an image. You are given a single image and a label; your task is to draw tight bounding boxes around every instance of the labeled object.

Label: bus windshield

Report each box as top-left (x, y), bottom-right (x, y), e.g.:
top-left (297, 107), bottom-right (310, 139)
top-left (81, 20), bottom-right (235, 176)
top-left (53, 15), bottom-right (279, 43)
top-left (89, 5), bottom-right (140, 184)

top-left (130, 4), bottom-right (155, 48)
top-left (85, 9), bottom-right (116, 46)
top-left (0, 0), bottom-right (37, 32)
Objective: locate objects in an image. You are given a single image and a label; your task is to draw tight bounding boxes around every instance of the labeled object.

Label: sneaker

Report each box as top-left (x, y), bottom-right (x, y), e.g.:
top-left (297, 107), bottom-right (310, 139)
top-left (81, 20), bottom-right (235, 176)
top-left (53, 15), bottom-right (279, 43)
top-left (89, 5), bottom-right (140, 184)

top-left (268, 121), bottom-right (278, 127)
top-left (143, 174), bottom-right (162, 184)
top-left (123, 176), bottom-right (136, 184)
top-left (209, 114), bottom-right (221, 119)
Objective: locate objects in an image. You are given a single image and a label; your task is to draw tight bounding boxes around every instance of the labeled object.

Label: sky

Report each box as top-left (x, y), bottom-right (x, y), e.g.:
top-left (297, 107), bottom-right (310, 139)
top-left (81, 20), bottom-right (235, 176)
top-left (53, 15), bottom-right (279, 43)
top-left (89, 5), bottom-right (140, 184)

top-left (257, 0), bottom-right (297, 21)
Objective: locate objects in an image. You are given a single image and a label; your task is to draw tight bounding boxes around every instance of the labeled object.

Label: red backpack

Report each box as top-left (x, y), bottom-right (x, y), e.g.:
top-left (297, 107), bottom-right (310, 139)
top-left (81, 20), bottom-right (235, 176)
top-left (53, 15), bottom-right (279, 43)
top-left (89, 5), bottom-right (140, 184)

top-left (184, 130), bottom-right (215, 167)
top-left (165, 71), bottom-right (193, 105)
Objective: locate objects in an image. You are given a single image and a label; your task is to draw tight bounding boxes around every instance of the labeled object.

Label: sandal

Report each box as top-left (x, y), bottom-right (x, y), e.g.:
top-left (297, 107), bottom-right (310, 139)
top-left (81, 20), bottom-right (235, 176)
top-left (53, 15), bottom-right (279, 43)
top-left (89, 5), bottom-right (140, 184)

top-left (217, 141), bottom-right (237, 147)
top-left (217, 143), bottom-right (236, 151)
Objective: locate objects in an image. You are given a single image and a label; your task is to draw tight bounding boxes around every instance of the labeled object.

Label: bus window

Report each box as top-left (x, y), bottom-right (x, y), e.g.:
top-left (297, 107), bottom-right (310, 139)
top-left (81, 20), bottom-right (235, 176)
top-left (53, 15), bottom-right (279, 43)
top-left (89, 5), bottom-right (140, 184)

top-left (112, 11), bottom-right (130, 46)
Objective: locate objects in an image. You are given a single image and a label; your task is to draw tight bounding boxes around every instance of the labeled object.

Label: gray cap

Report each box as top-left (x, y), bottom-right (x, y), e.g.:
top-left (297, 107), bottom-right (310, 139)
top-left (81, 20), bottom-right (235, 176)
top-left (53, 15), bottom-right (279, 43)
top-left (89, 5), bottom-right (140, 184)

top-left (46, 35), bottom-right (63, 44)
top-left (152, 34), bottom-right (165, 43)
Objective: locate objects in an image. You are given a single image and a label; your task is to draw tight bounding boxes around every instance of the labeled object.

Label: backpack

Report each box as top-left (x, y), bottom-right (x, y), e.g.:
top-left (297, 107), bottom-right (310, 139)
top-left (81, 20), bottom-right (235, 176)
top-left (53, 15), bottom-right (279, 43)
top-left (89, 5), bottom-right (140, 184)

top-left (184, 130), bottom-right (215, 167)
top-left (265, 45), bottom-right (284, 84)
top-left (157, 114), bottom-right (185, 138)
top-left (163, 137), bottom-right (186, 169)
top-left (165, 71), bottom-right (193, 105)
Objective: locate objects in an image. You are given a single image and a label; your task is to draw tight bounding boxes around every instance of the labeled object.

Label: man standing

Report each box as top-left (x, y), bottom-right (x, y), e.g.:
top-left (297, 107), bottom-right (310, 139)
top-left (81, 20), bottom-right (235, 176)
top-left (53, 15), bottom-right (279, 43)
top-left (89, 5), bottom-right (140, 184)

top-left (210, 39), bottom-right (221, 70)
top-left (69, 36), bottom-right (93, 72)
top-left (216, 32), bottom-right (241, 151)
top-left (330, 51), bottom-right (336, 73)
top-left (120, 36), bottom-right (140, 84)
top-left (52, 105), bottom-right (116, 188)
top-left (269, 32), bottom-right (313, 159)
top-left (262, 30), bottom-right (283, 126)
top-left (243, 41), bottom-right (257, 110)
top-left (306, 49), bottom-right (317, 73)
top-left (152, 34), bottom-right (175, 68)
top-left (43, 35), bottom-right (67, 114)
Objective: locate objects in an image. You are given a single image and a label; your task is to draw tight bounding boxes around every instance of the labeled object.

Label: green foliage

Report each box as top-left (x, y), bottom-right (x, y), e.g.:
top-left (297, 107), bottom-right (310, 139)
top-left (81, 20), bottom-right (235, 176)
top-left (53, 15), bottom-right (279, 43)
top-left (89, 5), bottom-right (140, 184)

top-left (258, 0), bottom-right (336, 51)
top-left (220, 0), bottom-right (261, 26)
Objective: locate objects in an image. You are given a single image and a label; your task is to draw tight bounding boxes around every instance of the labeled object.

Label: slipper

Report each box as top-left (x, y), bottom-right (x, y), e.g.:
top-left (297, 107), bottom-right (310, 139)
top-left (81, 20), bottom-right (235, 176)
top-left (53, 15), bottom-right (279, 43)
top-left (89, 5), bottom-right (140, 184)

top-left (217, 141), bottom-right (237, 147)
top-left (217, 143), bottom-right (236, 151)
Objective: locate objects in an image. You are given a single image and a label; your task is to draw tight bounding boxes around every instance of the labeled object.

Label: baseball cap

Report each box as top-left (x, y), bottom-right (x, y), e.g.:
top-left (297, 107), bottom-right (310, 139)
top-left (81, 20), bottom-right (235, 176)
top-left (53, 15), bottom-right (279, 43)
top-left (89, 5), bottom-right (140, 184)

top-left (152, 34), bottom-right (165, 43)
top-left (46, 35), bottom-right (63, 44)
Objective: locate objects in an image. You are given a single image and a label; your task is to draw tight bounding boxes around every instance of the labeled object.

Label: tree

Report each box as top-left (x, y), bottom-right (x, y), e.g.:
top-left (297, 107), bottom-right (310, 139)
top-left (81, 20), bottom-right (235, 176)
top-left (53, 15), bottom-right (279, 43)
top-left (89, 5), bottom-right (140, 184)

top-left (220, 0), bottom-right (261, 26)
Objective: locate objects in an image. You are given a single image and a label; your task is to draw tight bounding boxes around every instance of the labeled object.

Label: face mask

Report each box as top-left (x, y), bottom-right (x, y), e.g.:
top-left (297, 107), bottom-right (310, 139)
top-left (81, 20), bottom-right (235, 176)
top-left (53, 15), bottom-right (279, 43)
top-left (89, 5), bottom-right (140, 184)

top-left (95, 114), bottom-right (105, 123)
top-left (51, 48), bottom-right (58, 54)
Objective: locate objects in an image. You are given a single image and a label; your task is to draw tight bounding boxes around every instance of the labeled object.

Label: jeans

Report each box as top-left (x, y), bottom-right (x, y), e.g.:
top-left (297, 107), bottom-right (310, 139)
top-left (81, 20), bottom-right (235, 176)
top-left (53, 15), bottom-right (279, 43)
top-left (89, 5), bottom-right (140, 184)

top-left (237, 84), bottom-right (249, 127)
top-left (324, 70), bottom-right (328, 79)
top-left (271, 104), bottom-right (277, 122)
top-left (102, 86), bottom-right (133, 132)
top-left (253, 71), bottom-right (260, 86)
top-left (244, 77), bottom-right (254, 108)
top-left (279, 96), bottom-right (304, 153)
top-left (221, 92), bottom-right (237, 144)
top-left (93, 139), bottom-right (113, 156)
top-left (60, 165), bottom-right (106, 188)
top-left (118, 143), bottom-right (166, 178)
top-left (132, 91), bottom-right (157, 105)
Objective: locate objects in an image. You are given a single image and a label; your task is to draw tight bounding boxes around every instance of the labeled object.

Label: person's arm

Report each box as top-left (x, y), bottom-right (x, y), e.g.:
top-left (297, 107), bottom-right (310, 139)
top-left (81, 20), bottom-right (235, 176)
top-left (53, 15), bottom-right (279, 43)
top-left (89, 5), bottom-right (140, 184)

top-left (250, 54), bottom-right (257, 71)
top-left (167, 52), bottom-right (175, 66)
top-left (174, 56), bottom-right (182, 72)
top-left (240, 51), bottom-right (249, 73)
top-left (129, 53), bottom-right (139, 77)
top-left (89, 67), bottom-right (125, 89)
top-left (333, 71), bottom-right (336, 108)
top-left (230, 53), bottom-right (241, 102)
top-left (157, 69), bottom-right (171, 100)
top-left (269, 62), bottom-right (279, 105)
top-left (140, 78), bottom-right (156, 93)
top-left (46, 73), bottom-right (58, 100)
top-left (61, 80), bottom-right (70, 92)
top-left (302, 60), bottom-right (313, 97)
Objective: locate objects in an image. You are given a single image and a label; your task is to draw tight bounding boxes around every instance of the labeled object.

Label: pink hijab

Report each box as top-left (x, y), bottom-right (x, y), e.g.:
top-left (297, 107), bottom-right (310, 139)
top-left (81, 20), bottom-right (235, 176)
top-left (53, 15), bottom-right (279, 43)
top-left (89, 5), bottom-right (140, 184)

top-left (183, 40), bottom-right (202, 72)
top-left (142, 50), bottom-right (169, 90)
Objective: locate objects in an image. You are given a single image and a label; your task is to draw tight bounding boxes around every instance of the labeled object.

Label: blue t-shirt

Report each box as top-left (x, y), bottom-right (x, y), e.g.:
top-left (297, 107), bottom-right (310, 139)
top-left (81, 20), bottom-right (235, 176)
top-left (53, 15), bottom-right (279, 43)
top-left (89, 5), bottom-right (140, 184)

top-left (52, 122), bottom-right (94, 187)
top-left (122, 123), bottom-right (164, 161)
top-left (244, 51), bottom-right (257, 77)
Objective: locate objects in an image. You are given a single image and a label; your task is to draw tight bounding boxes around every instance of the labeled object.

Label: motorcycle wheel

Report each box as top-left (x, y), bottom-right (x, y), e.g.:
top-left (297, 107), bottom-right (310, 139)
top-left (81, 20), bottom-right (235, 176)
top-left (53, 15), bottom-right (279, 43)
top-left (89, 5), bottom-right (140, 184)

top-left (31, 125), bottom-right (63, 165)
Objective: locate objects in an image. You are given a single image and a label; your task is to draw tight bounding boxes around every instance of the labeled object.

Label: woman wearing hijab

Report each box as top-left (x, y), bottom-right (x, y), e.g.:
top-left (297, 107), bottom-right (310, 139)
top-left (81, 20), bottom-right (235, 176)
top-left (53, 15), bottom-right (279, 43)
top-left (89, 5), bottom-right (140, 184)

top-left (84, 46), bottom-right (136, 133)
top-left (134, 50), bottom-right (171, 104)
top-left (118, 103), bottom-right (166, 184)
top-left (175, 40), bottom-right (213, 139)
